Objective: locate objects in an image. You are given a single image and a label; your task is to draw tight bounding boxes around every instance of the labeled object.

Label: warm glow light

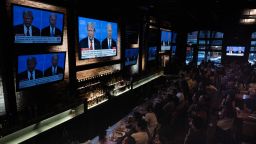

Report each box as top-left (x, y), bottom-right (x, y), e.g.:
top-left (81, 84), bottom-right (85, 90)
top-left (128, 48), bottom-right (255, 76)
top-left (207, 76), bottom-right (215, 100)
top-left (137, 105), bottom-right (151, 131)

top-left (250, 9), bottom-right (256, 15)
top-left (240, 18), bottom-right (256, 24)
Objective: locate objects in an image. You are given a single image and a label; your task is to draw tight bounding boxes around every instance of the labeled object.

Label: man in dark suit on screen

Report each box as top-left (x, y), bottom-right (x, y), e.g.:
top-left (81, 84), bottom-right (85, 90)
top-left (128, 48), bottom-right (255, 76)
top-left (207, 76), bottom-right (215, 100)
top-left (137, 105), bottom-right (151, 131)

top-left (102, 23), bottom-right (117, 49)
top-left (44, 54), bottom-right (64, 76)
top-left (18, 57), bottom-right (43, 81)
top-left (14, 11), bottom-right (40, 36)
top-left (41, 13), bottom-right (62, 37)
top-left (79, 22), bottom-right (101, 50)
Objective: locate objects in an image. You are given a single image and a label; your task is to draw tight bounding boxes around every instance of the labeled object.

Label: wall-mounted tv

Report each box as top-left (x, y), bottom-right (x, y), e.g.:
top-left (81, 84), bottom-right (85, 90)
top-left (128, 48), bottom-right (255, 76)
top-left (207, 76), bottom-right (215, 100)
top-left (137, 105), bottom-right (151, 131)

top-left (78, 17), bottom-right (118, 59)
top-left (16, 52), bottom-right (66, 90)
top-left (125, 48), bottom-right (139, 66)
top-left (12, 4), bottom-right (64, 44)
top-left (226, 46), bottom-right (245, 56)
top-left (148, 46), bottom-right (157, 61)
top-left (161, 30), bottom-right (172, 51)
top-left (172, 46), bottom-right (176, 55)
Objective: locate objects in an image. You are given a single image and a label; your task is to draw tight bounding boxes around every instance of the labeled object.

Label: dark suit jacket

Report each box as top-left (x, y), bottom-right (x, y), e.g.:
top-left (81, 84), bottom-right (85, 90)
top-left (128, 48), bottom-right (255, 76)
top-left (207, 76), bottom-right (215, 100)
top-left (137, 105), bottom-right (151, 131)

top-left (44, 66), bottom-right (64, 77)
top-left (14, 24), bottom-right (40, 36)
top-left (101, 38), bottom-right (117, 49)
top-left (18, 70), bottom-right (43, 81)
top-left (79, 37), bottom-right (101, 49)
top-left (79, 37), bottom-right (101, 59)
top-left (41, 26), bottom-right (62, 37)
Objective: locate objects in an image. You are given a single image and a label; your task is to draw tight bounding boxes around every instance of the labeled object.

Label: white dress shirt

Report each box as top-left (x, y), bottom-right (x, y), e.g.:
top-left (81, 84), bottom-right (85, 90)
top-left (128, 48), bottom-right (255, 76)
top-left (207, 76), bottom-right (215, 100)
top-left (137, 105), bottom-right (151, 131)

top-left (52, 66), bottom-right (57, 75)
top-left (50, 26), bottom-right (55, 36)
top-left (88, 38), bottom-right (95, 50)
top-left (108, 38), bottom-right (111, 49)
top-left (27, 70), bottom-right (35, 80)
top-left (24, 25), bottom-right (32, 36)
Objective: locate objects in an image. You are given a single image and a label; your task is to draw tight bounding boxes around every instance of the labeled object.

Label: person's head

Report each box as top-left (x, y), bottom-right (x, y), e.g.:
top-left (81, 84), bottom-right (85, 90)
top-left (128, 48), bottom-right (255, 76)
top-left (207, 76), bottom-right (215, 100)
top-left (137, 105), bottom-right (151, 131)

top-left (27, 57), bottom-right (37, 72)
top-left (51, 54), bottom-right (59, 67)
top-left (23, 11), bottom-right (33, 27)
top-left (107, 23), bottom-right (112, 39)
top-left (87, 22), bottom-right (95, 39)
top-left (49, 13), bottom-right (57, 27)
top-left (147, 104), bottom-right (154, 112)
top-left (189, 116), bottom-right (204, 130)
top-left (135, 119), bottom-right (147, 132)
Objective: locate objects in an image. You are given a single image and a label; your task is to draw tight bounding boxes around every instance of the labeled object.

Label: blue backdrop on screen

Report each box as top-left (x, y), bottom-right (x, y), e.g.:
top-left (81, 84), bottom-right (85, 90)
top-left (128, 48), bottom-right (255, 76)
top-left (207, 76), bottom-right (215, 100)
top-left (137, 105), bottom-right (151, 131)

top-left (13, 5), bottom-right (42, 29)
top-left (78, 17), bottom-right (118, 42)
top-left (43, 53), bottom-right (65, 70)
top-left (41, 11), bottom-right (64, 32)
top-left (161, 31), bottom-right (172, 42)
top-left (18, 55), bottom-right (45, 74)
top-left (18, 53), bottom-right (65, 74)
top-left (125, 48), bottom-right (139, 57)
top-left (13, 5), bottom-right (64, 31)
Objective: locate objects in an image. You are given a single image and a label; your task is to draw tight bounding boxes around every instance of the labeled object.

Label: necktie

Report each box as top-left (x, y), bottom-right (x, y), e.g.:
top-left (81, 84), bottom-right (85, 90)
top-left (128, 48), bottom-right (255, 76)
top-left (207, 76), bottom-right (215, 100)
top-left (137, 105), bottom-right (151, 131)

top-left (52, 67), bottom-right (57, 75)
top-left (90, 39), bottom-right (93, 50)
top-left (30, 71), bottom-right (33, 80)
top-left (108, 39), bottom-right (111, 49)
top-left (51, 27), bottom-right (54, 36)
top-left (26, 27), bottom-right (30, 36)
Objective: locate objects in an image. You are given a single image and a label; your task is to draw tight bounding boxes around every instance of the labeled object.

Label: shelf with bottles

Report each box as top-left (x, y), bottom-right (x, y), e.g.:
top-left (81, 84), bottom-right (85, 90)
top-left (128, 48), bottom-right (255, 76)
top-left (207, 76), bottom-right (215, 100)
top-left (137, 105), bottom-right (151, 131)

top-left (88, 98), bottom-right (108, 110)
top-left (87, 89), bottom-right (108, 109)
top-left (111, 86), bottom-right (131, 97)
top-left (109, 80), bottom-right (132, 97)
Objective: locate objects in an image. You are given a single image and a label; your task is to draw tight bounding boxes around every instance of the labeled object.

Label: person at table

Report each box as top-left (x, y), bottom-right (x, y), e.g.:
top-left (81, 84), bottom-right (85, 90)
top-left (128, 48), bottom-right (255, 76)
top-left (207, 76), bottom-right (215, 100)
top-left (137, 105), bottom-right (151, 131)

top-left (123, 119), bottom-right (149, 144)
top-left (143, 105), bottom-right (158, 137)
top-left (18, 57), bottom-right (43, 81)
top-left (14, 10), bottom-right (40, 36)
top-left (184, 116), bottom-right (206, 144)
top-left (41, 13), bottom-right (62, 37)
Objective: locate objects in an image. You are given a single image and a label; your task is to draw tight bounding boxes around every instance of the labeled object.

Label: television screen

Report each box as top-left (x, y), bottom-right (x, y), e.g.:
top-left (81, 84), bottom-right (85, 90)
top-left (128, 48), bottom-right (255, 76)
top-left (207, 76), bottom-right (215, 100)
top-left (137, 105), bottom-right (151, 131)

top-left (226, 46), bottom-right (245, 56)
top-left (148, 46), bottom-right (157, 61)
top-left (207, 52), bottom-right (222, 64)
top-left (172, 46), bottom-right (176, 55)
top-left (125, 48), bottom-right (139, 66)
top-left (16, 52), bottom-right (66, 90)
top-left (161, 30), bottom-right (172, 51)
top-left (13, 4), bottom-right (64, 44)
top-left (172, 32), bottom-right (177, 43)
top-left (78, 17), bottom-right (118, 59)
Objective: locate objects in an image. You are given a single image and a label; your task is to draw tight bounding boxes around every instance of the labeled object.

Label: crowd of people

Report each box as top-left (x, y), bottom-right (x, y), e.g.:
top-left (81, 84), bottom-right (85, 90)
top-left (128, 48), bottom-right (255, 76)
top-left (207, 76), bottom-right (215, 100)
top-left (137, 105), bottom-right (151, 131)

top-left (94, 60), bottom-right (256, 144)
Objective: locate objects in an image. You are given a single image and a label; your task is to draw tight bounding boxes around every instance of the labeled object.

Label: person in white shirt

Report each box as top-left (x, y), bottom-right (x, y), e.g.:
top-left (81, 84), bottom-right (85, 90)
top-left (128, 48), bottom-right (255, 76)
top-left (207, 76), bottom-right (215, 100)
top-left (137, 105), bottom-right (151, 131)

top-left (18, 57), bottom-right (43, 81)
top-left (123, 119), bottom-right (149, 144)
top-left (143, 105), bottom-right (158, 137)
top-left (131, 119), bottom-right (149, 144)
top-left (14, 11), bottom-right (40, 36)
top-left (101, 23), bottom-right (117, 49)
top-left (79, 22), bottom-right (101, 59)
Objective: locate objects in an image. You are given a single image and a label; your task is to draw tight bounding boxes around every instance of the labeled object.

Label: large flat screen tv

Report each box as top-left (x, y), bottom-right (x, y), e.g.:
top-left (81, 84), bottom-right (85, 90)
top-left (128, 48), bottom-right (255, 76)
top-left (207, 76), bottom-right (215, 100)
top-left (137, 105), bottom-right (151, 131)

top-left (12, 4), bottom-right (64, 44)
top-left (16, 52), bottom-right (66, 90)
top-left (226, 46), bottom-right (245, 56)
top-left (148, 46), bottom-right (157, 61)
top-left (78, 17), bottom-right (118, 59)
top-left (125, 48), bottom-right (139, 66)
top-left (161, 30), bottom-right (172, 51)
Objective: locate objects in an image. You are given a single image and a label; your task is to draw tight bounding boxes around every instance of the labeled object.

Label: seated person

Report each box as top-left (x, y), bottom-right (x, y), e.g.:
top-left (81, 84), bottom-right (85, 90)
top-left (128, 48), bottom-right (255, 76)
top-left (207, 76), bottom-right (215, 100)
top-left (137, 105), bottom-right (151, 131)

top-left (217, 106), bottom-right (235, 131)
top-left (184, 116), bottom-right (206, 144)
top-left (123, 119), bottom-right (149, 144)
top-left (143, 105), bottom-right (158, 137)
